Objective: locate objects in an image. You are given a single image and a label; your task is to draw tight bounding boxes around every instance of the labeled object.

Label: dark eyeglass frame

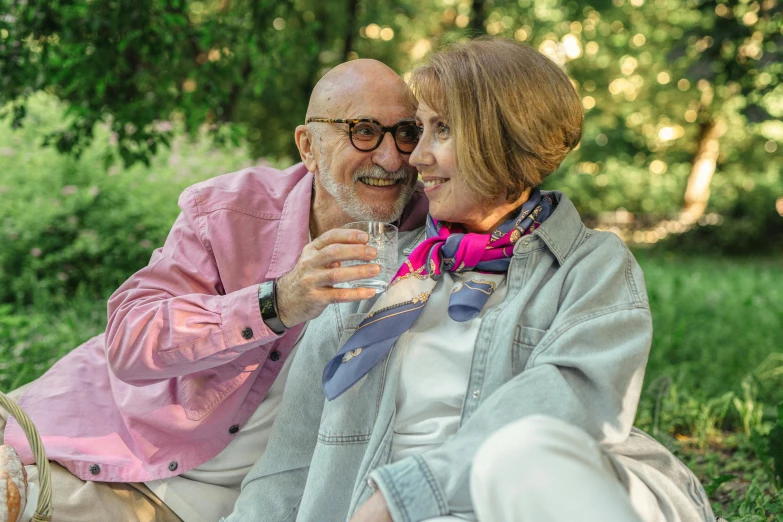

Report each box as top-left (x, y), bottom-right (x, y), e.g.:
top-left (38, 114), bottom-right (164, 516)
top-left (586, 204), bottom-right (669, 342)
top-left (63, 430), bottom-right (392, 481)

top-left (306, 117), bottom-right (420, 154)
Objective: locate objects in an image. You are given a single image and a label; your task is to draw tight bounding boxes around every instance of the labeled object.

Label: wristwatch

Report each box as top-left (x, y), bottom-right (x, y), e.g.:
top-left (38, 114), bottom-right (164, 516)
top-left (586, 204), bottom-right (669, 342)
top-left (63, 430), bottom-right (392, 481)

top-left (258, 281), bottom-right (287, 335)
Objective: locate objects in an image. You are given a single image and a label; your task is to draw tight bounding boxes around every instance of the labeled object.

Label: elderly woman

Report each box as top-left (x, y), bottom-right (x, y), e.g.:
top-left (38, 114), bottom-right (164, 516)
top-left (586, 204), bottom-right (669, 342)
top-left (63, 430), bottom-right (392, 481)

top-left (224, 38), bottom-right (714, 522)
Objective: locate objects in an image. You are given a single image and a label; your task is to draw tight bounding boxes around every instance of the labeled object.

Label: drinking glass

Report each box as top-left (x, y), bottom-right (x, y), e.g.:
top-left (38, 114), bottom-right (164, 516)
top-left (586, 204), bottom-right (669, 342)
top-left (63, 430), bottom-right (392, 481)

top-left (335, 221), bottom-right (398, 293)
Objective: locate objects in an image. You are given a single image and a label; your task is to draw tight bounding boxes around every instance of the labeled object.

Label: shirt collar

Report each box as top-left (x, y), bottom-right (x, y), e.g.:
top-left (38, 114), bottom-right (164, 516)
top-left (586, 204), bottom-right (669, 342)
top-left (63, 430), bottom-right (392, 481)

top-left (518, 190), bottom-right (585, 265)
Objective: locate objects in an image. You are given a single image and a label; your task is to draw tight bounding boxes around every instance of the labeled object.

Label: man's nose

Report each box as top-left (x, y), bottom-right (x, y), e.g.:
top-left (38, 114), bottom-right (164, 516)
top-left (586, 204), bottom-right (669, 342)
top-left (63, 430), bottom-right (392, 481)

top-left (371, 132), bottom-right (404, 173)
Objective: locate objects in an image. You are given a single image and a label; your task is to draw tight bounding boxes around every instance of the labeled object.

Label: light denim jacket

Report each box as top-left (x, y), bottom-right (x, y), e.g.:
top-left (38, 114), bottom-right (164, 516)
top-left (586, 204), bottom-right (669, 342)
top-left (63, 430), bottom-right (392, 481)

top-left (224, 191), bottom-right (714, 522)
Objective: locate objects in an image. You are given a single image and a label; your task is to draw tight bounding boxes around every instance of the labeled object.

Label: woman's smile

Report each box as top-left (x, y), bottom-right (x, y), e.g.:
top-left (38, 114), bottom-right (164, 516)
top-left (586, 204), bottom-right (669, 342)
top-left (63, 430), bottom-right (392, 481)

top-left (422, 177), bottom-right (449, 191)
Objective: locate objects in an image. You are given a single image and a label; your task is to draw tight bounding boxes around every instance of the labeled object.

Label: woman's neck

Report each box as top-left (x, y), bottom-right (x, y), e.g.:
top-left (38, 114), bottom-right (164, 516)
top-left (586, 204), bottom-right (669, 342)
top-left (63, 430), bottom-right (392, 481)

top-left (462, 188), bottom-right (532, 234)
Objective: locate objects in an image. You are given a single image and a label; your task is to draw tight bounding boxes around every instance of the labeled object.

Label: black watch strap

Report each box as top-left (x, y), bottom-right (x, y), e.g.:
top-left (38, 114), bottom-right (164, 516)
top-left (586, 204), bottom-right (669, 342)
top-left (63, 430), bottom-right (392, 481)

top-left (258, 281), bottom-right (287, 335)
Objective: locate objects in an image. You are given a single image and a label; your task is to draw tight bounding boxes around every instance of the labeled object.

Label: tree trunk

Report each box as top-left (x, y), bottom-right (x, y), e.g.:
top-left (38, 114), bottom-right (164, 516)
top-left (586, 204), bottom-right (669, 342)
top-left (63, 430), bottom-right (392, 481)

top-left (471, 0), bottom-right (486, 34)
top-left (680, 117), bottom-right (725, 224)
top-left (343, 0), bottom-right (359, 61)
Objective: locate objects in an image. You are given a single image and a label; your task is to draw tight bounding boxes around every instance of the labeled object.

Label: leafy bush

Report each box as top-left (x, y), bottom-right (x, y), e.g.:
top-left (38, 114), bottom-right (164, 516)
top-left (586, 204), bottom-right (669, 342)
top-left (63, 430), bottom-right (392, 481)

top-left (0, 93), bottom-right (262, 305)
top-left (0, 297), bottom-right (105, 390)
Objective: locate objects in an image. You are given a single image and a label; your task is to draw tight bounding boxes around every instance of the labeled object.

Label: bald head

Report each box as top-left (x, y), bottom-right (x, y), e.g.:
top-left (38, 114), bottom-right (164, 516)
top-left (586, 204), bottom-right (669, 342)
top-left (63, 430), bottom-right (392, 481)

top-left (306, 59), bottom-right (416, 121)
top-left (296, 59), bottom-right (419, 228)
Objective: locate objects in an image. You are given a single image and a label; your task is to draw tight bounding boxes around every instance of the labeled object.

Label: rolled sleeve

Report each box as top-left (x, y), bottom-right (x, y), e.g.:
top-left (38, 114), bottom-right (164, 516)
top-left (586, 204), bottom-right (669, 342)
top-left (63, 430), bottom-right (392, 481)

top-left (370, 455), bottom-right (448, 522)
top-left (220, 283), bottom-right (279, 347)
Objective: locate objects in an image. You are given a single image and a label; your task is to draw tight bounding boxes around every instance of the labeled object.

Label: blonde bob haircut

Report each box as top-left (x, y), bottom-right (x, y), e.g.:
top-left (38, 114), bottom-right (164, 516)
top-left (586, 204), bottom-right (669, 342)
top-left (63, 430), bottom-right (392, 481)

top-left (409, 38), bottom-right (583, 203)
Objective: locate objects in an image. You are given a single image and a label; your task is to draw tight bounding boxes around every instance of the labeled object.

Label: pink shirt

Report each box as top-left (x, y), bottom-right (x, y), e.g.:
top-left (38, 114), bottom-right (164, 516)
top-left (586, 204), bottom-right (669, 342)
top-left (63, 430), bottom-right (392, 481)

top-left (5, 163), bottom-right (427, 483)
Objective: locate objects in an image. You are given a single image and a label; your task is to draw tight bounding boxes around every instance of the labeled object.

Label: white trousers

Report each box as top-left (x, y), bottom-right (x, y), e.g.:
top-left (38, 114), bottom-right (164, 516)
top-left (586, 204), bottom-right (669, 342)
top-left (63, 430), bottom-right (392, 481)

top-left (467, 415), bottom-right (666, 522)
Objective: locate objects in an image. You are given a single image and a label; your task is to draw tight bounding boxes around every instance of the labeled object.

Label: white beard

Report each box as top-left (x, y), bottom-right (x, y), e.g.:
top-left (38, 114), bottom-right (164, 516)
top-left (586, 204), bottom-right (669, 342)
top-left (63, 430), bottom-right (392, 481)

top-left (317, 162), bottom-right (416, 223)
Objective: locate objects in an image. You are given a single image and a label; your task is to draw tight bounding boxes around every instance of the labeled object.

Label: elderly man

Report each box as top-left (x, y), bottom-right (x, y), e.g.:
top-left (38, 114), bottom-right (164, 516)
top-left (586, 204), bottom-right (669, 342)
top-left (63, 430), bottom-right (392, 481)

top-left (0, 59), bottom-right (427, 522)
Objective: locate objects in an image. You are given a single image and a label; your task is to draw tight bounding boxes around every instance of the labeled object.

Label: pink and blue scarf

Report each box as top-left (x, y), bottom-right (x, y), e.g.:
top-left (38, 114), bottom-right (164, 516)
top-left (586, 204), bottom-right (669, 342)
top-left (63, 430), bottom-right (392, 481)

top-left (322, 188), bottom-right (554, 400)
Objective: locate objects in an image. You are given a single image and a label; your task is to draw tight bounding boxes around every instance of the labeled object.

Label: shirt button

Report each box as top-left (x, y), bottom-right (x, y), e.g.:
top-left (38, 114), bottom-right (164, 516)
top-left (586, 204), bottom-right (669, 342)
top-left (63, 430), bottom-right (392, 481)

top-left (269, 350), bottom-right (281, 362)
top-left (89, 464), bottom-right (100, 475)
top-left (472, 390), bottom-right (481, 399)
top-left (229, 424), bottom-right (240, 434)
top-left (241, 327), bottom-right (253, 340)
top-left (168, 461), bottom-right (178, 472)
top-left (521, 240), bottom-right (530, 247)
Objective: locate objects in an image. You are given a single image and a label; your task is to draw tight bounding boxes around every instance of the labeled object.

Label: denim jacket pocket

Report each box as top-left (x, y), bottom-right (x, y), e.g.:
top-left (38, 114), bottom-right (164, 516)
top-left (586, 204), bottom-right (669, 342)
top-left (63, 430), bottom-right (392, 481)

top-left (512, 325), bottom-right (547, 375)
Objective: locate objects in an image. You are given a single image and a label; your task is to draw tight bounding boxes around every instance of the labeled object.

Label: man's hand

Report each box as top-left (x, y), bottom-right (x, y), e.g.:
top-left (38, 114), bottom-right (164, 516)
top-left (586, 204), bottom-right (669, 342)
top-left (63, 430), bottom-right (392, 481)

top-left (349, 490), bottom-right (393, 522)
top-left (276, 228), bottom-right (380, 328)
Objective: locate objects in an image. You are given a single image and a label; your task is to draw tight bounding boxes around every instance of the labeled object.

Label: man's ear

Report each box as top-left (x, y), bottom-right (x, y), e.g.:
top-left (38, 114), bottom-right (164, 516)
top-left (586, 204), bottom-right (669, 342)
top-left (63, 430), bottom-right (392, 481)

top-left (295, 125), bottom-right (318, 172)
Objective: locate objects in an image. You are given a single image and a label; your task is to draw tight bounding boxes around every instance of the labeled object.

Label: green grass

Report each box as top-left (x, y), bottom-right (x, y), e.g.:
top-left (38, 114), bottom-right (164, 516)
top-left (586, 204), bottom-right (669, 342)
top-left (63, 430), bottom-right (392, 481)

top-left (634, 251), bottom-right (783, 520)
top-left (635, 252), bottom-right (783, 439)
top-left (641, 252), bottom-right (783, 403)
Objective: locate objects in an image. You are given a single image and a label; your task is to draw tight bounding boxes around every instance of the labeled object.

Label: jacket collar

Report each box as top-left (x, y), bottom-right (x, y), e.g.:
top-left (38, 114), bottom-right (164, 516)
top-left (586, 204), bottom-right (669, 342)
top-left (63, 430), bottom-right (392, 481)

top-left (520, 190), bottom-right (585, 265)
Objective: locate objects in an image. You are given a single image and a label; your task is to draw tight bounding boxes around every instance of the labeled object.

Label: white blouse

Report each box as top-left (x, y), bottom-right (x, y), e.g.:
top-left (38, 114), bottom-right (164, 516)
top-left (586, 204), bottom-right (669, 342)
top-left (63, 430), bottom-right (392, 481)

top-left (391, 271), bottom-right (508, 462)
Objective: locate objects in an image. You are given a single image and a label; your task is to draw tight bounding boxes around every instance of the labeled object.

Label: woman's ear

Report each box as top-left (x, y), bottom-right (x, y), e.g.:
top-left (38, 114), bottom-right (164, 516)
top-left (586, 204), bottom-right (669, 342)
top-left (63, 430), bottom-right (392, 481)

top-left (295, 125), bottom-right (318, 172)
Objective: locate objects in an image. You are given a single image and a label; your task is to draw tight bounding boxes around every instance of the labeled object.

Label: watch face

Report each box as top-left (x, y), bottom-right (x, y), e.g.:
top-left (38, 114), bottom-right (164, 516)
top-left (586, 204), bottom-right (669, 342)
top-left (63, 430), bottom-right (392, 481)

top-left (259, 281), bottom-right (285, 334)
top-left (260, 297), bottom-right (275, 316)
top-left (259, 282), bottom-right (276, 316)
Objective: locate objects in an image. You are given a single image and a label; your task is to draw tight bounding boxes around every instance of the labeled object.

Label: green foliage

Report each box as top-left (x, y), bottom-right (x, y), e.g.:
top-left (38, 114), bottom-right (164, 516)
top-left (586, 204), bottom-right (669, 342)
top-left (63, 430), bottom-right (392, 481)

top-left (2, 0), bottom-right (782, 174)
top-left (0, 0), bottom-right (457, 164)
top-left (0, 0), bottom-right (360, 162)
top-left (733, 377), bottom-right (765, 436)
top-left (642, 377), bottom-right (735, 449)
top-left (540, 0), bottom-right (782, 220)
top-left (732, 481), bottom-right (783, 521)
top-left (705, 474), bottom-right (736, 497)
top-left (675, 0), bottom-right (781, 124)
top-left (0, 299), bottom-right (105, 391)
top-left (657, 178), bottom-right (783, 255)
top-left (0, 93), bottom-right (261, 305)
top-left (2, 0), bottom-right (782, 249)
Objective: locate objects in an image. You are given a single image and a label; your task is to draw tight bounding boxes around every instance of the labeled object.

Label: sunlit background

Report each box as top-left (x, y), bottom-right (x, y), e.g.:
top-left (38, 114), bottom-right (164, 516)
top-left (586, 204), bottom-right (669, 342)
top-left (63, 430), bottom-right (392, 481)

top-left (1, 0), bottom-right (782, 517)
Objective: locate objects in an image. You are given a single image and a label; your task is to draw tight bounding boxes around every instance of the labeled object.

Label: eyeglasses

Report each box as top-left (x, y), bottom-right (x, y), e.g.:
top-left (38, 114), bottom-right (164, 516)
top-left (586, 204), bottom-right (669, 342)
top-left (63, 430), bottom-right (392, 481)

top-left (306, 117), bottom-right (420, 154)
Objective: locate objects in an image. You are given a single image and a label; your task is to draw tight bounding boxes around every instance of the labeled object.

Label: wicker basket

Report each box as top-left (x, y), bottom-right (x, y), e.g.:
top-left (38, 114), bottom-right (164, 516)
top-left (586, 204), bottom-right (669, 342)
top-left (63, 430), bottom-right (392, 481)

top-left (0, 392), bottom-right (53, 522)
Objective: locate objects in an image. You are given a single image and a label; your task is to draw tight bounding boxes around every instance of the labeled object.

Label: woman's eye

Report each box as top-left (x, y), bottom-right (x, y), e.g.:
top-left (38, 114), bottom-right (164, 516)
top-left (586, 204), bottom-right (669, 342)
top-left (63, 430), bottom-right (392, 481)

top-left (437, 122), bottom-right (450, 136)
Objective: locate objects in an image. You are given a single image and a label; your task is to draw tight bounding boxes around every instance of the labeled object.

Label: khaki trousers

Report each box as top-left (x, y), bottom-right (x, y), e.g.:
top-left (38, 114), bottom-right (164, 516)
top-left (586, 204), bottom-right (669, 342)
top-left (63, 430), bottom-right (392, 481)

top-left (1, 384), bottom-right (181, 522)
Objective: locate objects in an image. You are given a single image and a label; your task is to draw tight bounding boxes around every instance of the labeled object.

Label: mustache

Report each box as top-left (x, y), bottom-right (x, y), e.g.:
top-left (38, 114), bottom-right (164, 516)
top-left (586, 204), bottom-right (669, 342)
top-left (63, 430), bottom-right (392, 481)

top-left (352, 165), bottom-right (414, 182)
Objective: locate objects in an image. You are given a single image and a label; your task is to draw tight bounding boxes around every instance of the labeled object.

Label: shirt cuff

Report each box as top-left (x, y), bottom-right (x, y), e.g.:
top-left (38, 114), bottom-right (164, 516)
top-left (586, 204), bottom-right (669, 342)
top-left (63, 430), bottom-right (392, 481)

top-left (221, 284), bottom-right (283, 347)
top-left (369, 455), bottom-right (448, 522)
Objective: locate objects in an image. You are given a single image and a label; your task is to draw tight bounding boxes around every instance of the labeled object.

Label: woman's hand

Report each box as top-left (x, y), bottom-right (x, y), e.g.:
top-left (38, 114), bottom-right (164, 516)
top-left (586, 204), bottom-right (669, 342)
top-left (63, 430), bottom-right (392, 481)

top-left (348, 490), bottom-right (393, 522)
